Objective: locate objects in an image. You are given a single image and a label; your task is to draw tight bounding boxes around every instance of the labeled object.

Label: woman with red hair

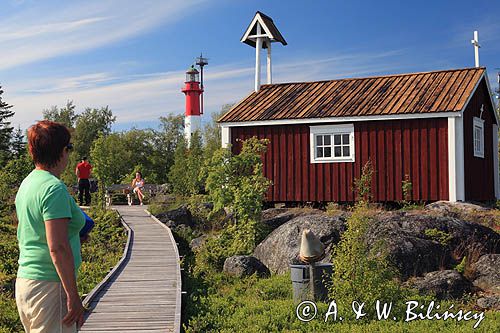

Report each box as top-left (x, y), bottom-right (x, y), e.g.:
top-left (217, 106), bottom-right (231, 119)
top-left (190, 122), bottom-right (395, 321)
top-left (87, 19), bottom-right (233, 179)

top-left (15, 120), bottom-right (85, 332)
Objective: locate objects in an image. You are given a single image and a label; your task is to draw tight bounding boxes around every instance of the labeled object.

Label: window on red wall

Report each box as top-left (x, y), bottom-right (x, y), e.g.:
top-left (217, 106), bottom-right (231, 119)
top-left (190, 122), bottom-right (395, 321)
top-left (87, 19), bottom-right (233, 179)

top-left (309, 124), bottom-right (355, 163)
top-left (473, 117), bottom-right (484, 158)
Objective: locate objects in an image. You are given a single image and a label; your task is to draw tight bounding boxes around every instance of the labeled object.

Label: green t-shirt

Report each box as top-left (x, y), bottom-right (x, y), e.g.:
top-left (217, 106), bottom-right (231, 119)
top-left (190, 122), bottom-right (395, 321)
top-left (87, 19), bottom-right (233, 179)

top-left (15, 169), bottom-right (85, 281)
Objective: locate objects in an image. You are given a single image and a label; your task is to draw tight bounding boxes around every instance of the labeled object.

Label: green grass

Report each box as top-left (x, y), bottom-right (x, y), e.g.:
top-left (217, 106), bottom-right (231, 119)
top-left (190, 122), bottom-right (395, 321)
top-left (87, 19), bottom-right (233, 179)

top-left (184, 273), bottom-right (499, 333)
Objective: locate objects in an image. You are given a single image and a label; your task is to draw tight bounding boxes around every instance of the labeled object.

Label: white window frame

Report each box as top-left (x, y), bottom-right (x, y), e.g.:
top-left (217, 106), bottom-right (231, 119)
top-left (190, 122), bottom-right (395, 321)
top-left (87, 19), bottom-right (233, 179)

top-left (310, 124), bottom-right (355, 163)
top-left (473, 117), bottom-right (484, 158)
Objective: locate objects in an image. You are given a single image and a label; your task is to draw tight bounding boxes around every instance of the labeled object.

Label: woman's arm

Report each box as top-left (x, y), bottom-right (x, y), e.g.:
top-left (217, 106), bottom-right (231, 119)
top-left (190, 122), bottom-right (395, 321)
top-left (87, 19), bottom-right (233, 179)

top-left (45, 219), bottom-right (85, 328)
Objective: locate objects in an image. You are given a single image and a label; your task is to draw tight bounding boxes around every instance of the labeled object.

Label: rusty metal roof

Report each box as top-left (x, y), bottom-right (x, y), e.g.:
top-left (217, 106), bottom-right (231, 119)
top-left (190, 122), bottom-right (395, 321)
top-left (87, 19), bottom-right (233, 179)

top-left (218, 67), bottom-right (485, 123)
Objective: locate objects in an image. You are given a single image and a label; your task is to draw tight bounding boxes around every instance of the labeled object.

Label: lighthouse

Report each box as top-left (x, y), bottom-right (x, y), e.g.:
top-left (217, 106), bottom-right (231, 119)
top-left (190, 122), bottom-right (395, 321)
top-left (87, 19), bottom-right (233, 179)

top-left (182, 65), bottom-right (203, 145)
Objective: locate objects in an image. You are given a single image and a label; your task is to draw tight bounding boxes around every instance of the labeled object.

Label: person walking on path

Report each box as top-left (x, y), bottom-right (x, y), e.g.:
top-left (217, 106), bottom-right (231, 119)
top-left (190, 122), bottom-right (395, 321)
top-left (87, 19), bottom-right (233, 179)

top-left (75, 157), bottom-right (92, 206)
top-left (15, 120), bottom-right (86, 332)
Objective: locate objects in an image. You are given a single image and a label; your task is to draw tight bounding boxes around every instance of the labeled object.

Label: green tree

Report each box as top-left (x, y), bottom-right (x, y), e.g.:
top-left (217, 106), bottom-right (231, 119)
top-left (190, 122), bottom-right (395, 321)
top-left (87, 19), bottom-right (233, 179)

top-left (0, 86), bottom-right (14, 164)
top-left (168, 135), bottom-right (190, 196)
top-left (90, 133), bottom-right (128, 208)
top-left (202, 104), bottom-right (232, 160)
top-left (42, 101), bottom-right (78, 128)
top-left (0, 152), bottom-right (33, 213)
top-left (205, 137), bottom-right (271, 253)
top-left (10, 126), bottom-right (25, 159)
top-left (154, 114), bottom-right (184, 181)
top-left (73, 106), bottom-right (115, 159)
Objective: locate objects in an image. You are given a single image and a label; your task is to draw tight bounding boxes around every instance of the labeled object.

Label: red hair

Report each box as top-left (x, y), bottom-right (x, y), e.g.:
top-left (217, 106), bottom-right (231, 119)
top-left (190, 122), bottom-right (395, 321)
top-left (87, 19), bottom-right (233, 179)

top-left (27, 120), bottom-right (71, 168)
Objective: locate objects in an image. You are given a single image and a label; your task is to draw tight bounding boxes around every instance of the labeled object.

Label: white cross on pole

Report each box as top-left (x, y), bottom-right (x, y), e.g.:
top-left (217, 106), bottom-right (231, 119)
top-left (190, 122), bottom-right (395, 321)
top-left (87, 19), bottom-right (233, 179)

top-left (471, 31), bottom-right (480, 68)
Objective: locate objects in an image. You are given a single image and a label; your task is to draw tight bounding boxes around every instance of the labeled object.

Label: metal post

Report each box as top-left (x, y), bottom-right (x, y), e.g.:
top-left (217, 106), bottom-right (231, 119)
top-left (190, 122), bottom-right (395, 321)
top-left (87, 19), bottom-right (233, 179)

top-left (255, 23), bottom-right (262, 92)
top-left (309, 262), bottom-right (317, 300)
top-left (267, 40), bottom-right (272, 84)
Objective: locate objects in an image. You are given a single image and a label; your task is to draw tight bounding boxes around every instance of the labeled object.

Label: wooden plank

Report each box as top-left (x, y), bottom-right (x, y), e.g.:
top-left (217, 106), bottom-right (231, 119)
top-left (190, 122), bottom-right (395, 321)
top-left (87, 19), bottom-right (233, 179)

top-left (81, 206), bottom-right (182, 333)
top-left (272, 126), bottom-right (280, 201)
top-left (420, 120), bottom-right (429, 200)
top-left (394, 120), bottom-right (402, 200)
top-left (301, 128), bottom-right (309, 201)
top-left (402, 121), bottom-right (412, 200)
top-left (369, 126), bottom-right (378, 201)
top-left (429, 120), bottom-right (438, 200)
top-left (411, 122), bottom-right (420, 201)
top-left (377, 124), bottom-right (386, 201)
top-left (287, 125), bottom-right (294, 201)
top-left (279, 126), bottom-right (287, 201)
top-left (385, 122), bottom-right (395, 201)
top-left (294, 126), bottom-right (302, 201)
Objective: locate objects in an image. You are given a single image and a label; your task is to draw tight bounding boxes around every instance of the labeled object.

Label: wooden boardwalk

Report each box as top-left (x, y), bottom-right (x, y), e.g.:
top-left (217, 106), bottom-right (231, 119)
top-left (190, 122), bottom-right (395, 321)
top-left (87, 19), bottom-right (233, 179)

top-left (80, 206), bottom-right (182, 333)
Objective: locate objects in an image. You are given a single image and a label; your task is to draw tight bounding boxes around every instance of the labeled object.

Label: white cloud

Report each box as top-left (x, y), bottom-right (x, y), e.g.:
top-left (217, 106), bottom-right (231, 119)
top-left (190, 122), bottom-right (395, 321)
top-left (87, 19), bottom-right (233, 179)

top-left (7, 49), bottom-right (417, 129)
top-left (0, 0), bottom-right (207, 70)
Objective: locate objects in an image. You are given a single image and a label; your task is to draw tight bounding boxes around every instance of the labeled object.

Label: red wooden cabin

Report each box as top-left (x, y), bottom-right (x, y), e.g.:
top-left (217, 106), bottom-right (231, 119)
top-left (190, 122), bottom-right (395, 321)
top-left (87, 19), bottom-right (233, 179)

top-left (218, 67), bottom-right (499, 203)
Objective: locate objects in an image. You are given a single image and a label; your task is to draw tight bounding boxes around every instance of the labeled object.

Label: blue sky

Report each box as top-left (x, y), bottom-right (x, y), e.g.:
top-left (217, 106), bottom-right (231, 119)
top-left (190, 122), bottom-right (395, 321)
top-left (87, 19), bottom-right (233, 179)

top-left (1, 0), bottom-right (499, 131)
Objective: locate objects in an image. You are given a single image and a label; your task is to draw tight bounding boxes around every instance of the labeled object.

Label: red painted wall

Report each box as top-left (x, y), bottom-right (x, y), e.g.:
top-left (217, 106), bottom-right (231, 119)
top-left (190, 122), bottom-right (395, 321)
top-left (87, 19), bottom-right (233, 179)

top-left (231, 118), bottom-right (449, 202)
top-left (463, 79), bottom-right (496, 201)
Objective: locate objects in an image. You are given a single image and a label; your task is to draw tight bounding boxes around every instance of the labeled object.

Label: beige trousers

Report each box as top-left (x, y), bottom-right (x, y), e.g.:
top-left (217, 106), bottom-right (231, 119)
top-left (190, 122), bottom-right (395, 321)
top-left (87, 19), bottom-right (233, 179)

top-left (15, 277), bottom-right (77, 333)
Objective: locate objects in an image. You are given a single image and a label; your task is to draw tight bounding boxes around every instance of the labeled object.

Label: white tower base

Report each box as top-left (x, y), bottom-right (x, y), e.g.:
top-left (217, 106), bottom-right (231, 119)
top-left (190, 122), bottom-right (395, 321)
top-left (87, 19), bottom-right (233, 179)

top-left (185, 115), bottom-right (201, 146)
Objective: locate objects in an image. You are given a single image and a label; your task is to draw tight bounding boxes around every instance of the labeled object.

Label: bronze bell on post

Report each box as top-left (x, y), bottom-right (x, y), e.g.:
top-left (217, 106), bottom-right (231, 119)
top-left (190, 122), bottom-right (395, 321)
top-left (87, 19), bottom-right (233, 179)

top-left (293, 229), bottom-right (331, 302)
top-left (299, 229), bottom-right (325, 264)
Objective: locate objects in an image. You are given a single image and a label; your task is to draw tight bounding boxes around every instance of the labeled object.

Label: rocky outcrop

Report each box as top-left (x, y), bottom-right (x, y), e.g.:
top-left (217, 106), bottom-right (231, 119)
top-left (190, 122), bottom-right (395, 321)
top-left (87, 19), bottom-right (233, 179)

top-left (156, 205), bottom-right (193, 228)
top-left (408, 270), bottom-right (472, 299)
top-left (366, 212), bottom-right (500, 278)
top-left (254, 207), bottom-right (499, 279)
top-left (261, 208), bottom-right (324, 230)
top-left (253, 214), bottom-right (346, 274)
top-left (477, 295), bottom-right (500, 310)
top-left (223, 255), bottom-right (270, 278)
top-left (425, 201), bottom-right (490, 213)
top-left (471, 254), bottom-right (500, 294)
top-left (190, 235), bottom-right (208, 252)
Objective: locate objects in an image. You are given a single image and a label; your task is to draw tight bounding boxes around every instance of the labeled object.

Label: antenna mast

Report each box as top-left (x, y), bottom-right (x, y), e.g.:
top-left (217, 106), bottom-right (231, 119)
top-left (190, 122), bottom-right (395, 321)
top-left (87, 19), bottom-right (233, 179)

top-left (196, 53), bottom-right (209, 114)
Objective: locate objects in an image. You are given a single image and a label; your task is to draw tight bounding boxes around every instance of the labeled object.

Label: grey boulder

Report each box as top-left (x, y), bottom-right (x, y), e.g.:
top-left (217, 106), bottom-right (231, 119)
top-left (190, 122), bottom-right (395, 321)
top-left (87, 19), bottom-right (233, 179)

top-left (223, 255), bottom-right (270, 278)
top-left (408, 270), bottom-right (472, 299)
top-left (471, 254), bottom-right (500, 294)
top-left (156, 205), bottom-right (193, 228)
top-left (367, 212), bottom-right (499, 279)
top-left (254, 214), bottom-right (346, 274)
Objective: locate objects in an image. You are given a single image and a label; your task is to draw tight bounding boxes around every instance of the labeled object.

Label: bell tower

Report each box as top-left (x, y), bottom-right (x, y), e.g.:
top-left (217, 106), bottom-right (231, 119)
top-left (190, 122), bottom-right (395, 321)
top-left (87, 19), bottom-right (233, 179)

top-left (241, 11), bottom-right (287, 91)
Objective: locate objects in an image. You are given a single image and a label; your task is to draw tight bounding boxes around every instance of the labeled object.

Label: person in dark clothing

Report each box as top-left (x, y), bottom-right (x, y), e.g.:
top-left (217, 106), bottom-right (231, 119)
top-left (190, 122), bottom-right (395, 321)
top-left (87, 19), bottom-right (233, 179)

top-left (75, 157), bottom-right (92, 206)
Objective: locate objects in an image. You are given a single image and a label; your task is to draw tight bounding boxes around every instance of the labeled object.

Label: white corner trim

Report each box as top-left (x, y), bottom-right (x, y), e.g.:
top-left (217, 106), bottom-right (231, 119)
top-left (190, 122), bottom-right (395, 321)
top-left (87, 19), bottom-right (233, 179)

top-left (220, 111), bottom-right (461, 128)
top-left (221, 125), bottom-right (231, 148)
top-left (448, 116), bottom-right (465, 202)
top-left (483, 74), bottom-right (500, 125)
top-left (493, 124), bottom-right (499, 199)
top-left (309, 124), bottom-right (355, 163)
top-left (461, 72), bottom-right (499, 125)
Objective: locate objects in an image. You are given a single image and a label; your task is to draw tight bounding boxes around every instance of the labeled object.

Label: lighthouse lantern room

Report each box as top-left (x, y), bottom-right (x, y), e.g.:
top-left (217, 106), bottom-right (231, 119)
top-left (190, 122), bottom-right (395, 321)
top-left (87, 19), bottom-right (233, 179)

top-left (182, 65), bottom-right (203, 145)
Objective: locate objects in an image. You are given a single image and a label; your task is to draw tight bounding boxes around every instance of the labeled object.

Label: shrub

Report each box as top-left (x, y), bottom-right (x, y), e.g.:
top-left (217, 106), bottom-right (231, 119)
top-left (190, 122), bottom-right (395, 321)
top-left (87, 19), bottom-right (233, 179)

top-left (455, 256), bottom-right (467, 274)
top-left (424, 228), bottom-right (452, 246)
top-left (78, 208), bottom-right (127, 295)
top-left (329, 204), bottom-right (409, 320)
top-left (204, 137), bottom-right (271, 254)
top-left (353, 160), bottom-right (374, 204)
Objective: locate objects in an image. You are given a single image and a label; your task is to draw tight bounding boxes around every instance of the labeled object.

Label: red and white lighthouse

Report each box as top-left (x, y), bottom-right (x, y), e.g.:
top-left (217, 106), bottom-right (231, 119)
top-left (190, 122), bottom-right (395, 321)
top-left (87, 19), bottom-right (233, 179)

top-left (182, 65), bottom-right (203, 144)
